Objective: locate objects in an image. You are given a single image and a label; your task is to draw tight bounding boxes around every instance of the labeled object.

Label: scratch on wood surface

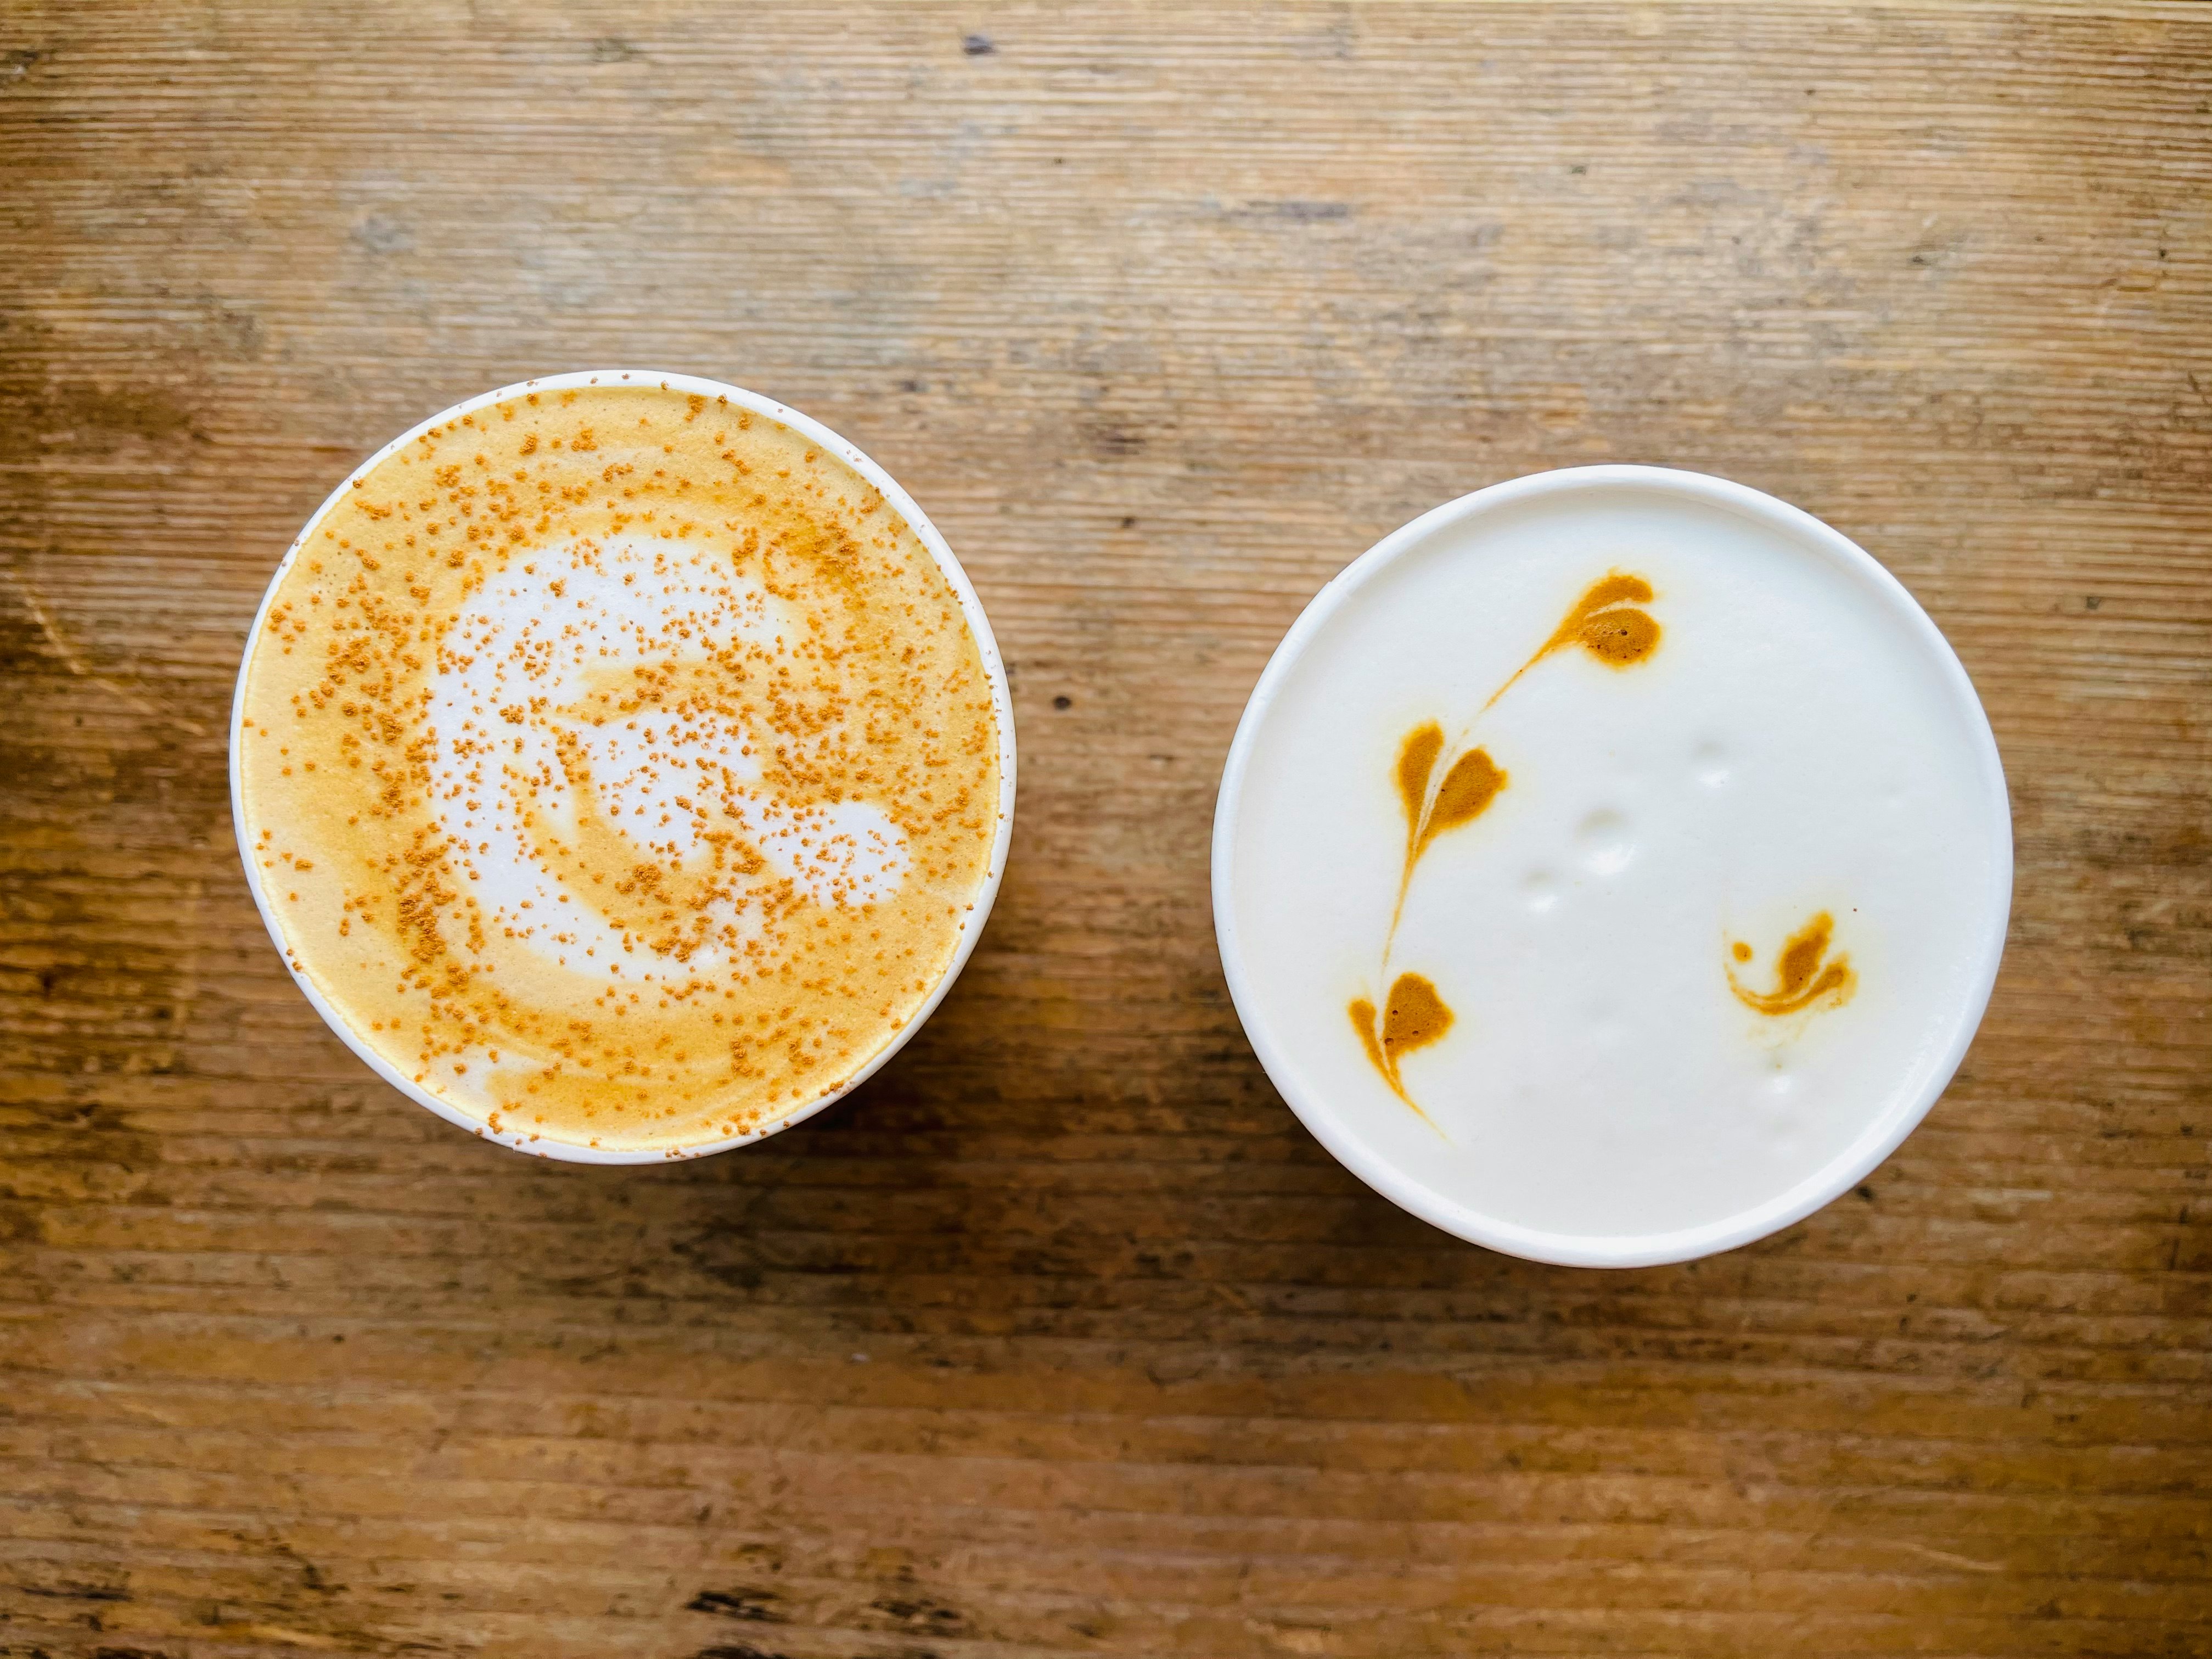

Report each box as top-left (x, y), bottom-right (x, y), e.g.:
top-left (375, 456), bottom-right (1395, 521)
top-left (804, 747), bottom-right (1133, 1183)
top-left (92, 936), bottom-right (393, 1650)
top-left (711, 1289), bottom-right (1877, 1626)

top-left (1897, 1540), bottom-right (2008, 1574)
top-left (7, 569), bottom-right (210, 736)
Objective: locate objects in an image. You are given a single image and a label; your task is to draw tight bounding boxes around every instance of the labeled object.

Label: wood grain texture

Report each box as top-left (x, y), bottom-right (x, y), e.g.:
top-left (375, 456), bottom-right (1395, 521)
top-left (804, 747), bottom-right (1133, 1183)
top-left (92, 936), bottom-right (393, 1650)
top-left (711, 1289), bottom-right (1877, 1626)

top-left (2, 3), bottom-right (2208, 1655)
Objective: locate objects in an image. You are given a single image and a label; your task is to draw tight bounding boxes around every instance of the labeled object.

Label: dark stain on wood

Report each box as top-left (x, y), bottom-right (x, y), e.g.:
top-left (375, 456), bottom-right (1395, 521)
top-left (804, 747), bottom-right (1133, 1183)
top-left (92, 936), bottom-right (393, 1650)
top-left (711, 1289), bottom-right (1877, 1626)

top-left (688, 1589), bottom-right (785, 1623)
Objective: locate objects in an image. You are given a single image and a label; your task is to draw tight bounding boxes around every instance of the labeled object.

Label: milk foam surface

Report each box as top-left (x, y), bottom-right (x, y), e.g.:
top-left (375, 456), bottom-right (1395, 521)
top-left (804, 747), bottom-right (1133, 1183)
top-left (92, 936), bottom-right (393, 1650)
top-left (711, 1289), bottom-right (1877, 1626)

top-left (1220, 477), bottom-right (2008, 1254)
top-left (237, 382), bottom-right (1003, 1153)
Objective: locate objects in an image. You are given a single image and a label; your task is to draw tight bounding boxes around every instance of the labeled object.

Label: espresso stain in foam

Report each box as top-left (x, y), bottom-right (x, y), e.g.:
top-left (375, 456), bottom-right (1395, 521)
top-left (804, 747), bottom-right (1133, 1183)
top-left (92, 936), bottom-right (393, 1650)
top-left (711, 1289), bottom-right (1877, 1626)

top-left (1352, 572), bottom-right (1661, 1119)
top-left (1349, 973), bottom-right (1454, 1122)
top-left (1727, 911), bottom-right (1855, 1016)
top-left (1397, 723), bottom-right (1508, 865)
top-left (236, 384), bottom-right (1002, 1153)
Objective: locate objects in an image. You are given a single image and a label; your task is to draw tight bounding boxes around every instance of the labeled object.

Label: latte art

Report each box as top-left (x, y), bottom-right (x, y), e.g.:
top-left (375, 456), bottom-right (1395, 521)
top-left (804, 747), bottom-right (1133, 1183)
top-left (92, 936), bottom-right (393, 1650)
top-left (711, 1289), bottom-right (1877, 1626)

top-left (1215, 467), bottom-right (2011, 1262)
top-left (235, 379), bottom-right (1006, 1154)
top-left (424, 535), bottom-right (912, 984)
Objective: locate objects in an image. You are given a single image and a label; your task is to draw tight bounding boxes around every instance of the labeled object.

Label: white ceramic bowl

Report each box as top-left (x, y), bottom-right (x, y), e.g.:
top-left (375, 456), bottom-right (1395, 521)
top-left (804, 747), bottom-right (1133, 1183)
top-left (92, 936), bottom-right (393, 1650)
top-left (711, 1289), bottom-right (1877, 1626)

top-left (231, 371), bottom-right (1017, 1163)
top-left (1212, 466), bottom-right (2011, 1266)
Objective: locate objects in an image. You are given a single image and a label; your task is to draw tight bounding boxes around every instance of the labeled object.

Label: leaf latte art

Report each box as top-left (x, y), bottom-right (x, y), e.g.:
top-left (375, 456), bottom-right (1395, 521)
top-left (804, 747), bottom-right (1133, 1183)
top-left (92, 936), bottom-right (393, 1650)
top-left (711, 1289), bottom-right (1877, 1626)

top-left (1351, 573), bottom-right (1661, 1122)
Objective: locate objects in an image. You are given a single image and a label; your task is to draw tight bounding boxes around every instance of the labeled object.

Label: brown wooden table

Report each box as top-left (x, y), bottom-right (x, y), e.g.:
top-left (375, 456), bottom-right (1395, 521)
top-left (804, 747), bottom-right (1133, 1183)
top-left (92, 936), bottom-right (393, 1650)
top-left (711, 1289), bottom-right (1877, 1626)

top-left (4, 5), bottom-right (2208, 1655)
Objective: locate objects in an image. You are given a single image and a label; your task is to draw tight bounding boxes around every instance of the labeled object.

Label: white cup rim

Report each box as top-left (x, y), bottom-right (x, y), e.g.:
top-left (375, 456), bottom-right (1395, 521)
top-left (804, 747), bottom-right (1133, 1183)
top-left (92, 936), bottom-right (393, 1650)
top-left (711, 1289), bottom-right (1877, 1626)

top-left (1210, 464), bottom-right (2013, 1267)
top-left (229, 370), bottom-right (1018, 1164)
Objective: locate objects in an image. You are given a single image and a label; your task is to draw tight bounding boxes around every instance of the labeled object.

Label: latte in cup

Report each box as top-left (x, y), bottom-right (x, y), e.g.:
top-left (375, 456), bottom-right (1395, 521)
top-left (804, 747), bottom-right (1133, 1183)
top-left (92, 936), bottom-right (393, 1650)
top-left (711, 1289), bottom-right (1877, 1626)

top-left (1213, 467), bottom-right (2011, 1266)
top-left (232, 374), bottom-right (1013, 1159)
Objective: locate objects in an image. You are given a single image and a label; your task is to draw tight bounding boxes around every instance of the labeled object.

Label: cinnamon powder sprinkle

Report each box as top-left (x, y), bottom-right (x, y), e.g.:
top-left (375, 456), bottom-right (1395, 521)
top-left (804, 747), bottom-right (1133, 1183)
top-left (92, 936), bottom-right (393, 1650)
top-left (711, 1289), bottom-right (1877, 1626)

top-left (239, 385), bottom-right (1001, 1152)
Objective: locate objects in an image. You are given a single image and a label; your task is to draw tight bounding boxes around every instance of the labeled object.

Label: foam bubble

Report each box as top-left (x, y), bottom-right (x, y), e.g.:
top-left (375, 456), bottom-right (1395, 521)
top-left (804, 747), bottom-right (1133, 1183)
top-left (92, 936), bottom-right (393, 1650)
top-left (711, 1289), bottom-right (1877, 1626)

top-left (1575, 808), bottom-right (1634, 876)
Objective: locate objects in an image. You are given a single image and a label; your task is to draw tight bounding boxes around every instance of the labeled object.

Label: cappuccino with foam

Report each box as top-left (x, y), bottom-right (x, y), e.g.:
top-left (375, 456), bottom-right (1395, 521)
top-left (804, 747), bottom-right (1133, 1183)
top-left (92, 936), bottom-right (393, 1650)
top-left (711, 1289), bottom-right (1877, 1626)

top-left (234, 375), bottom-right (1010, 1157)
top-left (1214, 467), bottom-right (2010, 1265)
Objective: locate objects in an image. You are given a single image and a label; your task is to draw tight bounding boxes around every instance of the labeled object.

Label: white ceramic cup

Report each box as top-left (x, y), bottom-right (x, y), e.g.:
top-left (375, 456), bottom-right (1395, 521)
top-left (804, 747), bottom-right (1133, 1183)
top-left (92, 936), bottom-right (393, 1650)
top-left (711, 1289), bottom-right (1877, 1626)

top-left (1212, 466), bottom-right (2011, 1266)
top-left (231, 371), bottom-right (1018, 1163)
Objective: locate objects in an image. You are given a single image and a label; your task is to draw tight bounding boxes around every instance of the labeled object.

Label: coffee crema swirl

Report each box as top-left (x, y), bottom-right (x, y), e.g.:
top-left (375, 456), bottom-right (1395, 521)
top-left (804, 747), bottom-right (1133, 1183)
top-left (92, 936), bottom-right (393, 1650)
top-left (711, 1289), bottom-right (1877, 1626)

top-left (237, 383), bottom-right (1002, 1152)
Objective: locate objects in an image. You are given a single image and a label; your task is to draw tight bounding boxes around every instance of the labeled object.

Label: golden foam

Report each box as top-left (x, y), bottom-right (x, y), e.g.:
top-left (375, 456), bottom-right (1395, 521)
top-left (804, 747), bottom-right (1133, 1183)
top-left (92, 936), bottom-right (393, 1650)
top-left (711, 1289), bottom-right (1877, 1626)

top-left (237, 384), bottom-right (1001, 1152)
